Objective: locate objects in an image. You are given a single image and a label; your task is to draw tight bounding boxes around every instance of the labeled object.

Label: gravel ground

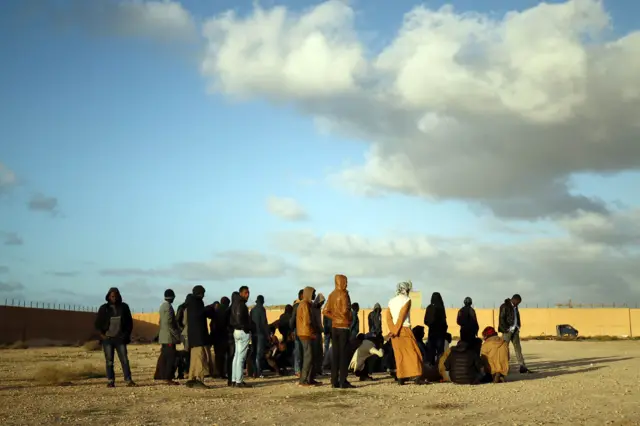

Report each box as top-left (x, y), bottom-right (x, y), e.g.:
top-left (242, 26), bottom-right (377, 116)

top-left (0, 341), bottom-right (639, 425)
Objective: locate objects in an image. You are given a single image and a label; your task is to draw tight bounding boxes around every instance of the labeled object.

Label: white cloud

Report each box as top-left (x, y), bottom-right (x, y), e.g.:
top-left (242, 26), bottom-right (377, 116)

top-left (559, 209), bottom-right (640, 246)
top-left (266, 196), bottom-right (309, 221)
top-left (270, 223), bottom-right (640, 307)
top-left (0, 162), bottom-right (17, 193)
top-left (200, 0), bottom-right (640, 219)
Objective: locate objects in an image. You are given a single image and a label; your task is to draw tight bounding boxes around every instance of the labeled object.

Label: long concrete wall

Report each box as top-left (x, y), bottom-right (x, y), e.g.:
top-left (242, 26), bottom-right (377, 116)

top-left (131, 307), bottom-right (640, 340)
top-left (0, 306), bottom-right (160, 345)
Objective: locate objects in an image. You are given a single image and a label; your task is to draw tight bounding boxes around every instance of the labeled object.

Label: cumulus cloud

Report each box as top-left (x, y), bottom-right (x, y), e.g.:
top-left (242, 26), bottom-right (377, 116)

top-left (27, 193), bottom-right (59, 214)
top-left (0, 162), bottom-right (17, 194)
top-left (100, 250), bottom-right (288, 281)
top-left (15, 0), bottom-right (198, 42)
top-left (560, 209), bottom-right (640, 246)
top-left (1, 232), bottom-right (23, 246)
top-left (266, 196), bottom-right (309, 221)
top-left (270, 223), bottom-right (640, 307)
top-left (200, 0), bottom-right (640, 219)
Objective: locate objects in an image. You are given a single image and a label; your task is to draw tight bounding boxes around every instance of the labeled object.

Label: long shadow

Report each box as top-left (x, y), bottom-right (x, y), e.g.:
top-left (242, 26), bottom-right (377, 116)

top-left (510, 365), bottom-right (604, 382)
top-left (526, 356), bottom-right (633, 370)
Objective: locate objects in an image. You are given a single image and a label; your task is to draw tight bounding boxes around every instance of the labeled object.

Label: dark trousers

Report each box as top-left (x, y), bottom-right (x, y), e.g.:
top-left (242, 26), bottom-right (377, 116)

top-left (300, 339), bottom-right (314, 384)
top-left (102, 339), bottom-right (132, 382)
top-left (426, 337), bottom-right (445, 366)
top-left (312, 335), bottom-right (323, 374)
top-left (154, 344), bottom-right (177, 380)
top-left (213, 339), bottom-right (228, 378)
top-left (226, 334), bottom-right (236, 385)
top-left (253, 334), bottom-right (266, 377)
top-left (331, 328), bottom-right (350, 386)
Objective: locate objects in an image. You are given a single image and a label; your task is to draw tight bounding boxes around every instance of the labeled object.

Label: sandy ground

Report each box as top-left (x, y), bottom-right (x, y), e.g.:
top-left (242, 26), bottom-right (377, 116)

top-left (0, 341), bottom-right (639, 425)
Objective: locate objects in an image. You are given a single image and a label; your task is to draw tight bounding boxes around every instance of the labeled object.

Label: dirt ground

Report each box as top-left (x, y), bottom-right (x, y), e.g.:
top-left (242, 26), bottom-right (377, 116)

top-left (0, 341), bottom-right (639, 426)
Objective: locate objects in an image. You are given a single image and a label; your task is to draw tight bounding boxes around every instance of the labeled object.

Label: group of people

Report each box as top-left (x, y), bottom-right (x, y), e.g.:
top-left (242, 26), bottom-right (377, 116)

top-left (93, 276), bottom-right (533, 389)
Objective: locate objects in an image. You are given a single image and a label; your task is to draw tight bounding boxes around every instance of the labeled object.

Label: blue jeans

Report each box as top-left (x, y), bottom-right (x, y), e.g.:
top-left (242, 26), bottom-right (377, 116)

top-left (253, 334), bottom-right (266, 377)
top-left (232, 330), bottom-right (250, 384)
top-left (102, 339), bottom-right (132, 382)
top-left (294, 334), bottom-right (302, 374)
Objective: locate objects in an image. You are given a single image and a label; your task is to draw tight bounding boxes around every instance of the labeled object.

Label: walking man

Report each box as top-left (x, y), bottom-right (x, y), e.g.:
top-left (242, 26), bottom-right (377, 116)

top-left (498, 294), bottom-right (532, 374)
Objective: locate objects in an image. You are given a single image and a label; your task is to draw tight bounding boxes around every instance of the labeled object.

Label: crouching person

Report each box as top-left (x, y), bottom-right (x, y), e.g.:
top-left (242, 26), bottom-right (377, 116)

top-left (480, 326), bottom-right (510, 383)
top-left (349, 335), bottom-right (384, 381)
top-left (444, 339), bottom-right (485, 385)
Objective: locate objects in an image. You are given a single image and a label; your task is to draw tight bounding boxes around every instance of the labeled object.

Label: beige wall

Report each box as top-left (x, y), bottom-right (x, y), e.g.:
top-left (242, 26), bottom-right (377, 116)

top-left (0, 306), bottom-right (159, 344)
top-left (130, 307), bottom-right (639, 340)
top-left (2, 306), bottom-right (636, 344)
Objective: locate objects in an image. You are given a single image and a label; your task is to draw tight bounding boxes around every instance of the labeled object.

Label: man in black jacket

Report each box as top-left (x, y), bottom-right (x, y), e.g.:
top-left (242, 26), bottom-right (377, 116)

top-left (230, 286), bottom-right (252, 387)
top-left (250, 295), bottom-right (269, 378)
top-left (212, 296), bottom-right (231, 380)
top-left (185, 285), bottom-right (214, 388)
top-left (95, 287), bottom-right (136, 387)
top-left (498, 294), bottom-right (532, 374)
top-left (368, 303), bottom-right (383, 337)
top-left (457, 297), bottom-right (479, 343)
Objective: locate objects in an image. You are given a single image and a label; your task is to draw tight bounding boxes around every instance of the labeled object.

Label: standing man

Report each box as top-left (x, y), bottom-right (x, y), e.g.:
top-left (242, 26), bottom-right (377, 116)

top-left (212, 296), bottom-right (231, 380)
top-left (457, 297), bottom-right (479, 343)
top-left (95, 287), bottom-right (136, 388)
top-left (368, 303), bottom-right (383, 337)
top-left (230, 286), bottom-right (252, 388)
top-left (323, 274), bottom-right (355, 389)
top-left (289, 289), bottom-right (305, 376)
top-left (154, 289), bottom-right (181, 385)
top-left (311, 293), bottom-right (326, 377)
top-left (498, 294), bottom-right (532, 374)
top-left (297, 286), bottom-right (320, 386)
top-left (250, 295), bottom-right (269, 379)
top-left (185, 285), bottom-right (214, 388)
top-left (350, 303), bottom-right (360, 340)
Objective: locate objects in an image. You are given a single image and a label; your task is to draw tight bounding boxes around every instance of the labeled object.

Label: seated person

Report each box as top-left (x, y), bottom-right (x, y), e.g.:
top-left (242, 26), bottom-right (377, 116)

top-left (437, 333), bottom-right (453, 382)
top-left (349, 335), bottom-right (384, 381)
top-left (480, 326), bottom-right (509, 383)
top-left (444, 339), bottom-right (485, 385)
top-left (412, 326), bottom-right (428, 362)
top-left (265, 337), bottom-right (287, 376)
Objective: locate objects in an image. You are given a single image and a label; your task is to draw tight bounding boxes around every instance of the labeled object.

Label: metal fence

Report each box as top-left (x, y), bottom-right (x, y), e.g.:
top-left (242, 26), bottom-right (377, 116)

top-left (1, 298), bottom-right (98, 312)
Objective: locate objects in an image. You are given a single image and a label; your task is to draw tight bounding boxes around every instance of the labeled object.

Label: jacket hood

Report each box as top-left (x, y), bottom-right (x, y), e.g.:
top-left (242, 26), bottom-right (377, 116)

top-left (314, 293), bottom-right (325, 306)
top-left (430, 292), bottom-right (444, 308)
top-left (373, 303), bottom-right (381, 311)
top-left (302, 286), bottom-right (316, 302)
top-left (504, 298), bottom-right (511, 304)
top-left (334, 274), bottom-right (347, 291)
top-left (231, 292), bottom-right (241, 304)
top-left (105, 287), bottom-right (122, 304)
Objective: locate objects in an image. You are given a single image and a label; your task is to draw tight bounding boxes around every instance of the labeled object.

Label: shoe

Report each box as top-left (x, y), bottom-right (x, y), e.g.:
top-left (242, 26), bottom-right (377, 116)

top-left (519, 366), bottom-right (533, 374)
top-left (191, 380), bottom-right (209, 389)
top-left (308, 379), bottom-right (322, 386)
top-left (126, 381), bottom-right (137, 387)
top-left (359, 375), bottom-right (374, 382)
top-left (413, 378), bottom-right (429, 385)
top-left (340, 382), bottom-right (356, 389)
top-left (227, 382), bottom-right (234, 387)
top-left (298, 382), bottom-right (311, 387)
top-left (234, 382), bottom-right (252, 388)
top-left (107, 381), bottom-right (115, 388)
top-left (184, 380), bottom-right (196, 388)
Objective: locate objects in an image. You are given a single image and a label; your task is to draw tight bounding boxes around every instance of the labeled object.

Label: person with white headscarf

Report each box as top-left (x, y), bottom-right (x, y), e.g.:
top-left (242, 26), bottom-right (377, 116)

top-left (385, 281), bottom-right (425, 385)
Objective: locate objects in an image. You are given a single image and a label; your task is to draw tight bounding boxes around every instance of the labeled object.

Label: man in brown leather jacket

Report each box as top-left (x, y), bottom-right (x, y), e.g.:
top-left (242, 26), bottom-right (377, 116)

top-left (297, 286), bottom-right (320, 386)
top-left (323, 274), bottom-right (355, 389)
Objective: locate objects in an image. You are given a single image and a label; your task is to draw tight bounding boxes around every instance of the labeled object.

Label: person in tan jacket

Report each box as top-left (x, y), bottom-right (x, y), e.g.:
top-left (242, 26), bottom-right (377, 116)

top-left (297, 286), bottom-right (320, 386)
top-left (323, 274), bottom-right (354, 389)
top-left (480, 326), bottom-right (510, 383)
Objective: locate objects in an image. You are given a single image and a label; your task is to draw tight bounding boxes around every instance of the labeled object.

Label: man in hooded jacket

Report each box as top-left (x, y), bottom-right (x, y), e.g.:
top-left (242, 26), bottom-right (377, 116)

top-left (185, 285), bottom-right (214, 388)
top-left (368, 303), bottom-right (383, 336)
top-left (323, 274), bottom-right (355, 389)
top-left (311, 293), bottom-right (326, 376)
top-left (289, 289), bottom-right (305, 376)
top-left (95, 287), bottom-right (136, 387)
top-left (297, 286), bottom-right (321, 386)
top-left (250, 295), bottom-right (269, 378)
top-left (212, 296), bottom-right (231, 380)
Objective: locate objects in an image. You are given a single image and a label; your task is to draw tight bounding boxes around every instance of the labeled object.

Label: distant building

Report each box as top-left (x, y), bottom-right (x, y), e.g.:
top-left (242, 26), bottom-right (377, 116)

top-left (410, 291), bottom-right (423, 309)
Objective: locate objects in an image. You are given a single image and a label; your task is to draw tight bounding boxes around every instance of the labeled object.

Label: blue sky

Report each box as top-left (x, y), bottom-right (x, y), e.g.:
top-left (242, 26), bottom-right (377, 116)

top-left (1, 0), bottom-right (639, 311)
